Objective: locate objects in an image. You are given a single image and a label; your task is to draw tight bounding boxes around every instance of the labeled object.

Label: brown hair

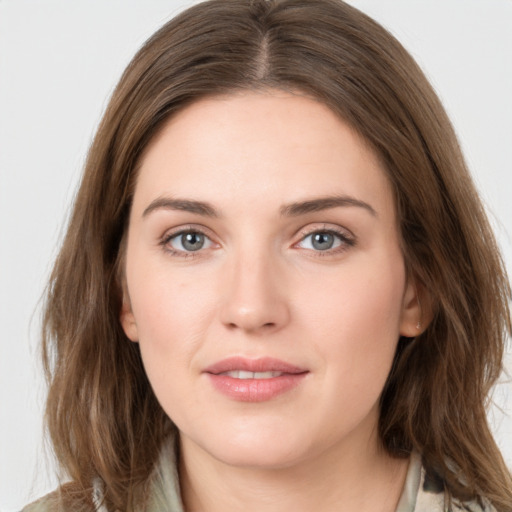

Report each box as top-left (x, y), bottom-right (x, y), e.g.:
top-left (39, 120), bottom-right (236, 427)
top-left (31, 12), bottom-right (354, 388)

top-left (41, 0), bottom-right (512, 510)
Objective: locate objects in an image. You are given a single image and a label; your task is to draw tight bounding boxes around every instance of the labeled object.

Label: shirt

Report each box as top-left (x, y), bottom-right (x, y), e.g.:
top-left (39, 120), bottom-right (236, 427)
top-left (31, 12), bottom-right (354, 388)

top-left (25, 441), bottom-right (496, 512)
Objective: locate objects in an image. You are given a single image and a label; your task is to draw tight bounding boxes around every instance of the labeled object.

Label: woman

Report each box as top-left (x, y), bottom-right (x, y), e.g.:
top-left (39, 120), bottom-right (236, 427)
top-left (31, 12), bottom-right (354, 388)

top-left (24, 0), bottom-right (512, 510)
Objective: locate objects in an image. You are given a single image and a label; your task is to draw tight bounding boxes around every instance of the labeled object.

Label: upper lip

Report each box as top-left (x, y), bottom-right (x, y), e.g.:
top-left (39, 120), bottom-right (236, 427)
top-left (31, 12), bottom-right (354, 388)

top-left (203, 357), bottom-right (307, 375)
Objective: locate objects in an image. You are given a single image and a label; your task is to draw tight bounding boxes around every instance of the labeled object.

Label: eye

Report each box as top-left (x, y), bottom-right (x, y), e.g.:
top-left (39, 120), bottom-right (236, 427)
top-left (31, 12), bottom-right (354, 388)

top-left (165, 230), bottom-right (214, 253)
top-left (296, 229), bottom-right (354, 253)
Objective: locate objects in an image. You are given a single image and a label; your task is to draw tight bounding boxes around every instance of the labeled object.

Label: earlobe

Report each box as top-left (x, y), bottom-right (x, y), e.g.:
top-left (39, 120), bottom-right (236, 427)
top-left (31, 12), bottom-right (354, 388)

top-left (120, 296), bottom-right (139, 342)
top-left (399, 279), bottom-right (431, 337)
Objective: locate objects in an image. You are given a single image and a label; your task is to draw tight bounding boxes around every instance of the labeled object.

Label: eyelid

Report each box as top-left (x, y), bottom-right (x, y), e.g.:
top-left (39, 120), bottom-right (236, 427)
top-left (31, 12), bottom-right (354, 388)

top-left (296, 223), bottom-right (355, 241)
top-left (161, 223), bottom-right (212, 240)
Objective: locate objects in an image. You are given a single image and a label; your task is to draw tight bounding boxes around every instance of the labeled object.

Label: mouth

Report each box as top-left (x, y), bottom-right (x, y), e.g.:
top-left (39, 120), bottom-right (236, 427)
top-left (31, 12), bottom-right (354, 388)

top-left (203, 357), bottom-right (308, 402)
top-left (204, 356), bottom-right (307, 375)
top-left (218, 370), bottom-right (284, 379)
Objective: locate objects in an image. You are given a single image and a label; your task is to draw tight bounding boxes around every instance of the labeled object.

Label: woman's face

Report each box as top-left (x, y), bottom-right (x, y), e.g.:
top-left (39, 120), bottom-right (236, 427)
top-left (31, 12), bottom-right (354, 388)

top-left (121, 91), bottom-right (420, 469)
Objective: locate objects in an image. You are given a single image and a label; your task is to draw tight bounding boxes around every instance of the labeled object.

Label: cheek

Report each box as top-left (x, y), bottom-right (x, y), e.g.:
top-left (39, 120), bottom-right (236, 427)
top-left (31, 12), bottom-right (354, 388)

top-left (300, 258), bottom-right (404, 331)
top-left (126, 261), bottom-right (217, 384)
top-left (128, 271), bottom-right (218, 426)
top-left (296, 254), bottom-right (405, 387)
top-left (286, 260), bottom-right (405, 440)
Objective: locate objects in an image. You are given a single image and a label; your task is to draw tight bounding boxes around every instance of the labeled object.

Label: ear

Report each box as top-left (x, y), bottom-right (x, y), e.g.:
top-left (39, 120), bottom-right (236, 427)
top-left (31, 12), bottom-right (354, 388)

top-left (120, 294), bottom-right (139, 342)
top-left (399, 277), bottom-right (431, 337)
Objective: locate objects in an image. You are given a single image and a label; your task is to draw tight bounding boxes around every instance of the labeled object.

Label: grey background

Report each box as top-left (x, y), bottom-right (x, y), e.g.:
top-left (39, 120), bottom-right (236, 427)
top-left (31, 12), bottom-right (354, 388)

top-left (1, 1), bottom-right (511, 510)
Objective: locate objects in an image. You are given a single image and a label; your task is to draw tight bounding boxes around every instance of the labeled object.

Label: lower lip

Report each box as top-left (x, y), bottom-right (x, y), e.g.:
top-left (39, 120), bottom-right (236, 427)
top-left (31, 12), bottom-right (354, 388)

top-left (206, 373), bottom-right (307, 402)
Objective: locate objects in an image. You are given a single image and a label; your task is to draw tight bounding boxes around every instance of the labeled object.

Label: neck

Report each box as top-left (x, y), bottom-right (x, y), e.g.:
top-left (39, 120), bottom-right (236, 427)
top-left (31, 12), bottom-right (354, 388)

top-left (178, 423), bottom-right (409, 512)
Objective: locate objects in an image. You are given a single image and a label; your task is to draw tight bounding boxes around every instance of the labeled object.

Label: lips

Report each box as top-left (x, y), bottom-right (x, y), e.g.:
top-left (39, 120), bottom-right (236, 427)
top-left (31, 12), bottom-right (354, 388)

top-left (203, 357), bottom-right (308, 402)
top-left (204, 356), bottom-right (306, 375)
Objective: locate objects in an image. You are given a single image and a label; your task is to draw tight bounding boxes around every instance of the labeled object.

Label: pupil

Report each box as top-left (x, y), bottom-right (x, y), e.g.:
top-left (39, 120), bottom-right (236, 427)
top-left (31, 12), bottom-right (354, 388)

top-left (312, 232), bottom-right (333, 250)
top-left (183, 233), bottom-right (204, 251)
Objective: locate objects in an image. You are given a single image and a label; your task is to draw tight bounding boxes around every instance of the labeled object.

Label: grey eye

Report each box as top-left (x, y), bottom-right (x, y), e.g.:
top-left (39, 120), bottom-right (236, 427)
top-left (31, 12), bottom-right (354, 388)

top-left (297, 231), bottom-right (345, 251)
top-left (169, 231), bottom-right (212, 252)
top-left (182, 233), bottom-right (205, 251)
top-left (311, 232), bottom-right (335, 250)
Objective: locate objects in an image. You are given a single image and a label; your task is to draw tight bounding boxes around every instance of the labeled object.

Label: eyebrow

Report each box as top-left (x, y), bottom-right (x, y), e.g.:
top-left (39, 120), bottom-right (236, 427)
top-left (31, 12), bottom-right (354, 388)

top-left (142, 194), bottom-right (377, 219)
top-left (280, 195), bottom-right (377, 217)
top-left (143, 198), bottom-right (219, 218)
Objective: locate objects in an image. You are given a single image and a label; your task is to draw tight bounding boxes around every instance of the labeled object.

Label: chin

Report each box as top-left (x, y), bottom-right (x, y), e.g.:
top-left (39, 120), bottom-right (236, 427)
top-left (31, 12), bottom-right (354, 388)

top-left (181, 418), bottom-right (311, 470)
top-left (210, 440), bottom-right (305, 470)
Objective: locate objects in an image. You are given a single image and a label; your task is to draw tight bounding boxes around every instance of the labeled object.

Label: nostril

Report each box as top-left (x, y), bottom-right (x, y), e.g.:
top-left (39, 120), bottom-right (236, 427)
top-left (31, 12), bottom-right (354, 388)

top-left (225, 320), bottom-right (277, 332)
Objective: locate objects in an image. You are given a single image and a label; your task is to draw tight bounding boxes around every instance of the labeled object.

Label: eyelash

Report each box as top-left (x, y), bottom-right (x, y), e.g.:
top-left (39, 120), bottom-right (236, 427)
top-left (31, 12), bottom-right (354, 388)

top-left (160, 225), bottom-right (356, 258)
top-left (295, 227), bottom-right (356, 256)
top-left (160, 225), bottom-right (213, 258)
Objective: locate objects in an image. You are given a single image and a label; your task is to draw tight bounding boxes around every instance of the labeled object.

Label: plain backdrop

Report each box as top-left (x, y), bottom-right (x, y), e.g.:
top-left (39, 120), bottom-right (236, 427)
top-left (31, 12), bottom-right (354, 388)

top-left (0, 1), bottom-right (511, 510)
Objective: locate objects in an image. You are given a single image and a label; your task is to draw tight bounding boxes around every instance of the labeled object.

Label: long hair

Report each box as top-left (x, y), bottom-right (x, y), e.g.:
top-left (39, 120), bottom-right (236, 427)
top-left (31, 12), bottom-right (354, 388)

top-left (41, 0), bottom-right (512, 510)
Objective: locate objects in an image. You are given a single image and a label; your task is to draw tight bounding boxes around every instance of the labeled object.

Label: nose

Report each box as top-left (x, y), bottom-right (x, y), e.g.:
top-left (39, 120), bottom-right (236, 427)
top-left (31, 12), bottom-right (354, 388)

top-left (219, 249), bottom-right (290, 334)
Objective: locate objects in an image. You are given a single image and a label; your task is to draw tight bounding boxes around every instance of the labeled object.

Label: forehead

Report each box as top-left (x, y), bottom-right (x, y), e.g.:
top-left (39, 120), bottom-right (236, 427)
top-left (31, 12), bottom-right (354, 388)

top-left (133, 91), bottom-right (394, 221)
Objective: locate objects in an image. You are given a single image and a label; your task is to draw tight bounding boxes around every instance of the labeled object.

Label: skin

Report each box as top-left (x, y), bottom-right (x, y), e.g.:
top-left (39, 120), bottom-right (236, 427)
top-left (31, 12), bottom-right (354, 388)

top-left (120, 91), bottom-right (422, 512)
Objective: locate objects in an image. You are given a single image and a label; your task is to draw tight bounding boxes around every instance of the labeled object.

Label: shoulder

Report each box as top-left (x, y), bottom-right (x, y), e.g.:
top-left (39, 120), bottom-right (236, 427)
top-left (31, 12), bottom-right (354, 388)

top-left (443, 496), bottom-right (497, 512)
top-left (21, 494), bottom-right (58, 512)
top-left (447, 496), bottom-right (498, 512)
top-left (417, 466), bottom-right (498, 512)
top-left (21, 484), bottom-right (96, 512)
